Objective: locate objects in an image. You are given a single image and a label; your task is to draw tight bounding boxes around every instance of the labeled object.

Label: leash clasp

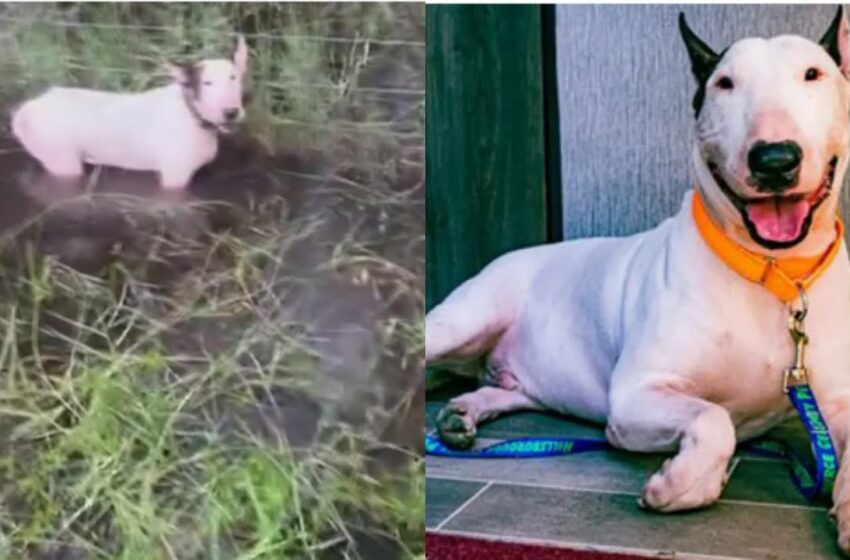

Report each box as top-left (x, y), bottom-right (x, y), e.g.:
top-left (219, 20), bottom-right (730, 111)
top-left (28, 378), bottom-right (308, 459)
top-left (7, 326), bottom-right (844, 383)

top-left (783, 284), bottom-right (810, 393)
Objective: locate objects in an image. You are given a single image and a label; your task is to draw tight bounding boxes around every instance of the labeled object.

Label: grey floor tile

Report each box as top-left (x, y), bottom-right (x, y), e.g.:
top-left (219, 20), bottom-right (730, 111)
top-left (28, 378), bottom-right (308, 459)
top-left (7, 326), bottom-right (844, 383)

top-left (735, 421), bottom-right (811, 462)
top-left (724, 458), bottom-right (820, 508)
top-left (478, 411), bottom-right (605, 439)
top-left (443, 483), bottom-right (841, 559)
top-left (427, 450), bottom-right (664, 495)
top-left (427, 447), bottom-right (819, 508)
top-left (425, 477), bottom-right (486, 529)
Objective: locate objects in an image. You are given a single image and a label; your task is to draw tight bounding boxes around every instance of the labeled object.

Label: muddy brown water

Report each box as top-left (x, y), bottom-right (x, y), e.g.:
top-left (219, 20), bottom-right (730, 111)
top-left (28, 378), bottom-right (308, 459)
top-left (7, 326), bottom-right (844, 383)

top-left (0, 119), bottom-right (423, 419)
top-left (0, 113), bottom-right (423, 557)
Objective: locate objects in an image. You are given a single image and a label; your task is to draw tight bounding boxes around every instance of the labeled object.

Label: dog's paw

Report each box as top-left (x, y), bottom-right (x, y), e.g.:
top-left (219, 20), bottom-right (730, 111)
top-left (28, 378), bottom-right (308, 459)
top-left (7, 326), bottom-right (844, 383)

top-left (639, 456), bottom-right (726, 512)
top-left (436, 402), bottom-right (476, 449)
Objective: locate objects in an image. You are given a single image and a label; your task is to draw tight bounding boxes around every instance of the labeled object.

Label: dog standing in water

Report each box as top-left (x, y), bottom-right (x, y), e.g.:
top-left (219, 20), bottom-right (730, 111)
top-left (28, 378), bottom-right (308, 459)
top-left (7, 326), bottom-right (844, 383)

top-left (426, 7), bottom-right (850, 552)
top-left (11, 35), bottom-right (249, 190)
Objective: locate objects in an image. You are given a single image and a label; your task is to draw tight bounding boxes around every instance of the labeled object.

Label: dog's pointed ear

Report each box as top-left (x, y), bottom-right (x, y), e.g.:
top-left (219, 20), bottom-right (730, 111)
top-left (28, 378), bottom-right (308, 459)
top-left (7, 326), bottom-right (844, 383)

top-left (169, 62), bottom-right (194, 87)
top-left (231, 34), bottom-right (248, 76)
top-left (820, 6), bottom-right (850, 78)
top-left (679, 12), bottom-right (720, 84)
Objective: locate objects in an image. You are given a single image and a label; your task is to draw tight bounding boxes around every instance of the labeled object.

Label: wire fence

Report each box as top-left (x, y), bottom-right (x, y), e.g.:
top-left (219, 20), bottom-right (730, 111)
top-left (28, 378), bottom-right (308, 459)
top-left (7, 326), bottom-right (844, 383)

top-left (47, 62), bottom-right (424, 97)
top-left (0, 15), bottom-right (426, 47)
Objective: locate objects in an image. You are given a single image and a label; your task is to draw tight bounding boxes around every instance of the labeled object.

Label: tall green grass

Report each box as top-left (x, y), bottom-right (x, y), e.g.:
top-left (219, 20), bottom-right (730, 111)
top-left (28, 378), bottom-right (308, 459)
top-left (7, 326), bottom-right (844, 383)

top-left (0, 193), bottom-right (423, 559)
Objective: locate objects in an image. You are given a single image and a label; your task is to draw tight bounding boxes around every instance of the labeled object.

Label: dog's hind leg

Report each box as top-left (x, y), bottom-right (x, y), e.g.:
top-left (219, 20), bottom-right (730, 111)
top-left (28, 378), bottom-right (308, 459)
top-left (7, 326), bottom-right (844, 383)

top-left (428, 248), bottom-right (547, 447)
top-left (607, 381), bottom-right (736, 511)
top-left (428, 276), bottom-right (535, 449)
top-left (159, 166), bottom-right (194, 190)
top-left (12, 108), bottom-right (83, 178)
top-left (39, 154), bottom-right (84, 178)
top-left (426, 296), bottom-right (508, 368)
top-left (426, 252), bottom-right (537, 367)
top-left (436, 383), bottom-right (543, 449)
top-left (19, 138), bottom-right (83, 178)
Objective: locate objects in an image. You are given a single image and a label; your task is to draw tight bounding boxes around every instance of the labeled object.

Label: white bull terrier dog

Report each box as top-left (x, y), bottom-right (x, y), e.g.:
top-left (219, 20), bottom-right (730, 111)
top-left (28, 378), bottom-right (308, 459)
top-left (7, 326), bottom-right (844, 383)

top-left (11, 35), bottom-right (249, 190)
top-left (426, 7), bottom-right (850, 552)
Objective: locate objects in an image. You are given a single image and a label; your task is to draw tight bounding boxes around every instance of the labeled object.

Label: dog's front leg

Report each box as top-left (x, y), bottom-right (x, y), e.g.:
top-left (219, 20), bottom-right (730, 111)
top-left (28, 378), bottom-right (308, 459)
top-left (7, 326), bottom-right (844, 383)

top-left (159, 165), bottom-right (195, 190)
top-left (607, 380), bottom-right (736, 511)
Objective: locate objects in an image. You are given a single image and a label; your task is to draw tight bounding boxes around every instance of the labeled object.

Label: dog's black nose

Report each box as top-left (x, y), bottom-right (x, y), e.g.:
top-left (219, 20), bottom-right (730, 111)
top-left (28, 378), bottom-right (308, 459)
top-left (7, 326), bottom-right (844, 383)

top-left (747, 141), bottom-right (803, 193)
top-left (223, 108), bottom-right (240, 122)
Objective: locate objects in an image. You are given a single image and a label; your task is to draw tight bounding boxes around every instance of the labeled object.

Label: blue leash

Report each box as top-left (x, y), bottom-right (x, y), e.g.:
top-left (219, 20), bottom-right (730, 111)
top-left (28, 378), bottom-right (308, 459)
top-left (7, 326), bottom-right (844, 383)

top-left (784, 384), bottom-right (838, 500)
top-left (426, 383), bottom-right (837, 502)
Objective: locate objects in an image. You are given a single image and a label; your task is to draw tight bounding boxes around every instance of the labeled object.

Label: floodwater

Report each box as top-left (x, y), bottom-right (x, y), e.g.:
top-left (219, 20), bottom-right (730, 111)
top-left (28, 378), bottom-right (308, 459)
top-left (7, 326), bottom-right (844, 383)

top-left (0, 110), bottom-right (423, 433)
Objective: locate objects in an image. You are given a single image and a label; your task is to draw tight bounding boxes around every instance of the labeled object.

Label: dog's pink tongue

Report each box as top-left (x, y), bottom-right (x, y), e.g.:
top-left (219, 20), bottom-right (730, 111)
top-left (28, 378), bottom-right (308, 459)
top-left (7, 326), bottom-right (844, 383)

top-left (746, 198), bottom-right (810, 242)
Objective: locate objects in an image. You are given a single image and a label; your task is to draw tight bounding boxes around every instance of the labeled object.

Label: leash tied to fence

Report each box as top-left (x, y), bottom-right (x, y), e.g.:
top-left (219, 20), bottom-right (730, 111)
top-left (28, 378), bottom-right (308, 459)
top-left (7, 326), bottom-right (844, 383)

top-left (425, 191), bottom-right (843, 502)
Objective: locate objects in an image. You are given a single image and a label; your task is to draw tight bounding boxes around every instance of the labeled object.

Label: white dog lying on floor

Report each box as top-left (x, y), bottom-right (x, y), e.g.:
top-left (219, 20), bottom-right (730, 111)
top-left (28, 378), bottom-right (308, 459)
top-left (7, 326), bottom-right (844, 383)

top-left (11, 35), bottom-right (249, 190)
top-left (426, 7), bottom-right (850, 553)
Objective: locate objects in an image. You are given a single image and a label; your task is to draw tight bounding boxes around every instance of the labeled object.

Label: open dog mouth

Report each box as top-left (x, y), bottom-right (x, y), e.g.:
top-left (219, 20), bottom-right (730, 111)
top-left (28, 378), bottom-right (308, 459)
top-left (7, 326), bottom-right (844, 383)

top-left (708, 156), bottom-right (838, 249)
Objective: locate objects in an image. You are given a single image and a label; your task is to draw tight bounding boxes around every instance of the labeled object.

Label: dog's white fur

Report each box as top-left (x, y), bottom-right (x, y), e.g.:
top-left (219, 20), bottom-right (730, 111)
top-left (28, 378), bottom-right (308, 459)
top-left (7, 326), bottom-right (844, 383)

top-left (11, 36), bottom-right (249, 190)
top-left (426, 9), bottom-right (850, 552)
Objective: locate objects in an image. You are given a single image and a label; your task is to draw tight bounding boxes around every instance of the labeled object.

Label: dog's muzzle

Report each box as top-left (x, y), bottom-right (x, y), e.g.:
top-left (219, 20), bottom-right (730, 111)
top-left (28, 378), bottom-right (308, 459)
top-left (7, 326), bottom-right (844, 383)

top-left (708, 155), bottom-right (838, 249)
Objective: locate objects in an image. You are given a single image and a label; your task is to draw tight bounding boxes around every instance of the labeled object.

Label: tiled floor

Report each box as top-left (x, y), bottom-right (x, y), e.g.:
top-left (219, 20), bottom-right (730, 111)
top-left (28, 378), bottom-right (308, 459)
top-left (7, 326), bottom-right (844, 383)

top-left (426, 380), bottom-right (844, 559)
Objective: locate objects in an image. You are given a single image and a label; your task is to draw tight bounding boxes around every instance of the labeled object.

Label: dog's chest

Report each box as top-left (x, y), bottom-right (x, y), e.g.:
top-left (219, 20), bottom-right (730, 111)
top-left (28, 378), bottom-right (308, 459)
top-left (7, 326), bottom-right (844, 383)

top-left (685, 290), bottom-right (850, 436)
top-left (192, 132), bottom-right (218, 164)
top-left (693, 322), bottom-right (797, 434)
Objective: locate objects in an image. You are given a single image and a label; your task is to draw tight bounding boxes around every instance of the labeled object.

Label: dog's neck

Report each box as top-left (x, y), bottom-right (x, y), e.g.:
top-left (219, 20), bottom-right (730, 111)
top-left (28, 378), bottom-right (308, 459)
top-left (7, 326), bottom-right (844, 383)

top-left (690, 147), bottom-right (842, 259)
top-left (692, 188), bottom-right (843, 303)
top-left (178, 87), bottom-right (219, 134)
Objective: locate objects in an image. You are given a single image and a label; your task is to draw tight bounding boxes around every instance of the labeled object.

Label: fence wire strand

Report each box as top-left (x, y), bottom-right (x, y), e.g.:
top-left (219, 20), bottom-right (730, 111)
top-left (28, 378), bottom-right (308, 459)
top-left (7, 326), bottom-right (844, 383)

top-left (0, 15), bottom-right (425, 48)
top-left (45, 61), bottom-right (424, 96)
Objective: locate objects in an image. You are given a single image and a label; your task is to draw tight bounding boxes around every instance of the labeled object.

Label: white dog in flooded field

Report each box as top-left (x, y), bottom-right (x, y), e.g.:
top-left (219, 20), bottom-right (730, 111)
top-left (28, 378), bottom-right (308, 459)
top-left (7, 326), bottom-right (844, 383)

top-left (11, 35), bottom-right (249, 190)
top-left (426, 7), bottom-right (850, 552)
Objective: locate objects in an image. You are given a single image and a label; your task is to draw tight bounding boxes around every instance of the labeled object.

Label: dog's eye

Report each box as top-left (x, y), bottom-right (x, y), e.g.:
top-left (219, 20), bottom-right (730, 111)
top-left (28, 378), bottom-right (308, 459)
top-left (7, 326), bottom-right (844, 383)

top-left (805, 67), bottom-right (821, 81)
top-left (203, 81), bottom-right (213, 87)
top-left (716, 76), bottom-right (734, 90)
top-left (230, 75), bottom-right (236, 81)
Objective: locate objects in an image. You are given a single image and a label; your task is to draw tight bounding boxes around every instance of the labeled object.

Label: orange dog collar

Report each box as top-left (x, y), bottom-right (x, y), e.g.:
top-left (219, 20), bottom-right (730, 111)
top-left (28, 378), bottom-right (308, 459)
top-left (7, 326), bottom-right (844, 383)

top-left (692, 190), bottom-right (844, 303)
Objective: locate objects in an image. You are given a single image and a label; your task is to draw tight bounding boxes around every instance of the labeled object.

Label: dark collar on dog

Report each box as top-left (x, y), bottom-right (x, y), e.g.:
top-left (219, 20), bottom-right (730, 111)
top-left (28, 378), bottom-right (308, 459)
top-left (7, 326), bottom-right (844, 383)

top-left (181, 89), bottom-right (218, 132)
